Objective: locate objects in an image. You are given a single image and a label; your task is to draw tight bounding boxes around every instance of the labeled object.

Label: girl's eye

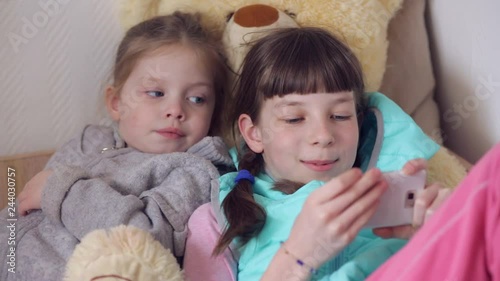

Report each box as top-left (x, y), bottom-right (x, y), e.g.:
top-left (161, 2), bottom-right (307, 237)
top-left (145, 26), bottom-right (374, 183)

top-left (188, 96), bottom-right (205, 104)
top-left (146, 91), bottom-right (164, 97)
top-left (284, 117), bottom-right (304, 124)
top-left (332, 115), bottom-right (351, 121)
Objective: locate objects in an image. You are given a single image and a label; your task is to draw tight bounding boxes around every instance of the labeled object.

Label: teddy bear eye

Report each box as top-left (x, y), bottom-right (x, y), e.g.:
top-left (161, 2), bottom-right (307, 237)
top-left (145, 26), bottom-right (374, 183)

top-left (226, 12), bottom-right (234, 22)
top-left (284, 10), bottom-right (296, 18)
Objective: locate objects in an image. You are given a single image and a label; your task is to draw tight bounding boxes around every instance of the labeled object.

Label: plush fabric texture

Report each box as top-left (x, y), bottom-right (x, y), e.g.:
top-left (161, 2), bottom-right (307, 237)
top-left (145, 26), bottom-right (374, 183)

top-left (65, 225), bottom-right (184, 281)
top-left (119, 0), bottom-right (403, 93)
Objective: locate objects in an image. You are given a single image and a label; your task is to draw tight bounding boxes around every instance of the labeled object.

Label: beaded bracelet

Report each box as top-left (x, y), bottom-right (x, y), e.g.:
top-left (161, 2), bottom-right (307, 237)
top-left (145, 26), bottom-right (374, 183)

top-left (280, 241), bottom-right (318, 275)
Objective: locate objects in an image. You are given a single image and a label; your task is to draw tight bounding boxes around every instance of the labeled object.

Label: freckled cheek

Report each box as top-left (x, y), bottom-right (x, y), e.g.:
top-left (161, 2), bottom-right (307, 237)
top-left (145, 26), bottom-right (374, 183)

top-left (201, 108), bottom-right (216, 131)
top-left (117, 99), bottom-right (141, 119)
top-left (270, 140), bottom-right (293, 163)
top-left (278, 131), bottom-right (300, 147)
top-left (123, 110), bottom-right (148, 130)
top-left (122, 91), bottom-right (143, 108)
top-left (340, 122), bottom-right (359, 142)
top-left (348, 128), bottom-right (359, 144)
top-left (205, 108), bottom-right (215, 121)
top-left (353, 127), bottom-right (360, 145)
top-left (345, 129), bottom-right (360, 164)
top-left (266, 119), bottom-right (283, 134)
top-left (200, 120), bottom-right (212, 136)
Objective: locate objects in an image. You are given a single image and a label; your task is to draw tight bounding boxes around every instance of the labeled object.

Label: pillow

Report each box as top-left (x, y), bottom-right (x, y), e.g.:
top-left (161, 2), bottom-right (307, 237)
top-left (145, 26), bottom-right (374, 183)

top-left (380, 0), bottom-right (442, 143)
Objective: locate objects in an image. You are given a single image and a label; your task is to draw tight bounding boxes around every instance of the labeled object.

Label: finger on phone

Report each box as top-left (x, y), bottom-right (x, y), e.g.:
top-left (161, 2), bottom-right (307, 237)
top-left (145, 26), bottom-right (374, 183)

top-left (337, 179), bottom-right (387, 229)
top-left (424, 187), bottom-right (452, 223)
top-left (412, 183), bottom-right (441, 226)
top-left (372, 227), bottom-right (394, 238)
top-left (401, 158), bottom-right (427, 175)
top-left (330, 169), bottom-right (384, 214)
top-left (373, 225), bottom-right (417, 239)
top-left (342, 187), bottom-right (383, 235)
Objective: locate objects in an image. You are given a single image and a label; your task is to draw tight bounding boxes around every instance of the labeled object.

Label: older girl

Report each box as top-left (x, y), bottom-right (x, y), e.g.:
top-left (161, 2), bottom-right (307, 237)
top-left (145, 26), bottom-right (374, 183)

top-left (184, 27), bottom-right (447, 281)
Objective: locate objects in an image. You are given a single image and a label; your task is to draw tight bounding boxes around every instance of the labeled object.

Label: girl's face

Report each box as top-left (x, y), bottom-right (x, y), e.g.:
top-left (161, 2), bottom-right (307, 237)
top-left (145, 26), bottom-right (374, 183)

top-left (107, 44), bottom-right (215, 154)
top-left (240, 92), bottom-right (359, 183)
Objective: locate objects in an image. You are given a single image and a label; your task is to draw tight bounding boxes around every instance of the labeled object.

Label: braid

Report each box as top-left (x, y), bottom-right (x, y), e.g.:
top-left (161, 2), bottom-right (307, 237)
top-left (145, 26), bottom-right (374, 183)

top-left (213, 147), bottom-right (265, 255)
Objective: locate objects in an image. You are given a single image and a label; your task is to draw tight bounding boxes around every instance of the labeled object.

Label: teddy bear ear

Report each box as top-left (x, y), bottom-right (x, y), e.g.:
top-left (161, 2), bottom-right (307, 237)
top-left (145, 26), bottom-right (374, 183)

top-left (222, 4), bottom-right (299, 87)
top-left (64, 225), bottom-right (184, 281)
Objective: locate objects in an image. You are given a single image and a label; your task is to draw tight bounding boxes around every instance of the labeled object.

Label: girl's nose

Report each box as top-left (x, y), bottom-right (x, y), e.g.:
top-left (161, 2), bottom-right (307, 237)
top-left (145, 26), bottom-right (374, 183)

top-left (310, 121), bottom-right (335, 147)
top-left (164, 101), bottom-right (185, 120)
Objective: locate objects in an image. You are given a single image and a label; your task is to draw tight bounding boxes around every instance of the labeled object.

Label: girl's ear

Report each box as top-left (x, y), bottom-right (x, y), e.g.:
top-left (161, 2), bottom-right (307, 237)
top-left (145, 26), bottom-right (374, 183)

top-left (105, 86), bottom-right (121, 121)
top-left (238, 114), bottom-right (264, 153)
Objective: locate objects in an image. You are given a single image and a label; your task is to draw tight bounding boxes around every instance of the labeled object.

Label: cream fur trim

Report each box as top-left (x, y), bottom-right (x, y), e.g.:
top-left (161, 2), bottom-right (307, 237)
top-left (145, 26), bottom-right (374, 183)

top-left (65, 225), bottom-right (183, 281)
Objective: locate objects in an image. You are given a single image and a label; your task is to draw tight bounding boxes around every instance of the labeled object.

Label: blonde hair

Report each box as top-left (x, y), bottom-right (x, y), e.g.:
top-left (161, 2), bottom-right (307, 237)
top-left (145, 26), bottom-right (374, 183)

top-left (111, 12), bottom-right (229, 136)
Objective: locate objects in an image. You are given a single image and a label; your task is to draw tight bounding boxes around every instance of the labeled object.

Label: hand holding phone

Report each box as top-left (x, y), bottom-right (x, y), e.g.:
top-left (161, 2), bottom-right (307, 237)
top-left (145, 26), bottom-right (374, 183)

top-left (364, 170), bottom-right (426, 229)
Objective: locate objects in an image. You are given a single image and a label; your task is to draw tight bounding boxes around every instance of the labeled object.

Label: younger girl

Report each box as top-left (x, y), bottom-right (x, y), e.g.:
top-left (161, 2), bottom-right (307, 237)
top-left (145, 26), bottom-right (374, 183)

top-left (184, 27), bottom-right (445, 281)
top-left (0, 12), bottom-right (233, 281)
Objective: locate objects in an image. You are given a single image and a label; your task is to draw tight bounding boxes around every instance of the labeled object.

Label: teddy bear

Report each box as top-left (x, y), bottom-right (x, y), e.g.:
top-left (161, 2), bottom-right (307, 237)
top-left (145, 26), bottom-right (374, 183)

top-left (120, 0), bottom-right (403, 93)
top-left (64, 1), bottom-right (470, 280)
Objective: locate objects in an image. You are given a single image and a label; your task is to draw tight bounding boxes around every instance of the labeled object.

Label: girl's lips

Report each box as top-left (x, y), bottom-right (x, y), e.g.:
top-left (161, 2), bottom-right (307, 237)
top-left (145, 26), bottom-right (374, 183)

top-left (156, 128), bottom-right (185, 139)
top-left (301, 160), bottom-right (337, 172)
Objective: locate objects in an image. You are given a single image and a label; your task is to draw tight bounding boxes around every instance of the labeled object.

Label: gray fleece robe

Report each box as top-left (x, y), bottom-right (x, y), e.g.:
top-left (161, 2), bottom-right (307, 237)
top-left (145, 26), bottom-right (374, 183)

top-left (0, 124), bottom-right (233, 281)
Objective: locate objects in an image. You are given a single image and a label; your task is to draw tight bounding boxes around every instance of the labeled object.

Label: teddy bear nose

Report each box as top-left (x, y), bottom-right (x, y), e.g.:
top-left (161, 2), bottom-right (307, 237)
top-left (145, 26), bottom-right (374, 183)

top-left (233, 4), bottom-right (279, 27)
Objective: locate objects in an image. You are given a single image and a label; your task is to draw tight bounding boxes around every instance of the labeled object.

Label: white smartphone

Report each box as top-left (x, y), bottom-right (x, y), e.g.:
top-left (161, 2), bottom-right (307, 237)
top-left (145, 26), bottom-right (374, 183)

top-left (363, 170), bottom-right (426, 229)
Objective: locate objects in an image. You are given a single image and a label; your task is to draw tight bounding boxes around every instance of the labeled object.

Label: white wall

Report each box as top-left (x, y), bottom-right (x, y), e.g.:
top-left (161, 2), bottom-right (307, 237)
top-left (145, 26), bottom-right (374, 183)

top-left (427, 0), bottom-right (500, 163)
top-left (0, 0), bottom-right (123, 157)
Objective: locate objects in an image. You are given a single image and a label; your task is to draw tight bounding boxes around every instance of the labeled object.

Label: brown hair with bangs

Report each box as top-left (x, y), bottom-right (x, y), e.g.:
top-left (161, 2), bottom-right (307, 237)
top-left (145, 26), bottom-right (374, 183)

top-left (214, 27), bottom-right (366, 254)
top-left (110, 12), bottom-right (228, 136)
